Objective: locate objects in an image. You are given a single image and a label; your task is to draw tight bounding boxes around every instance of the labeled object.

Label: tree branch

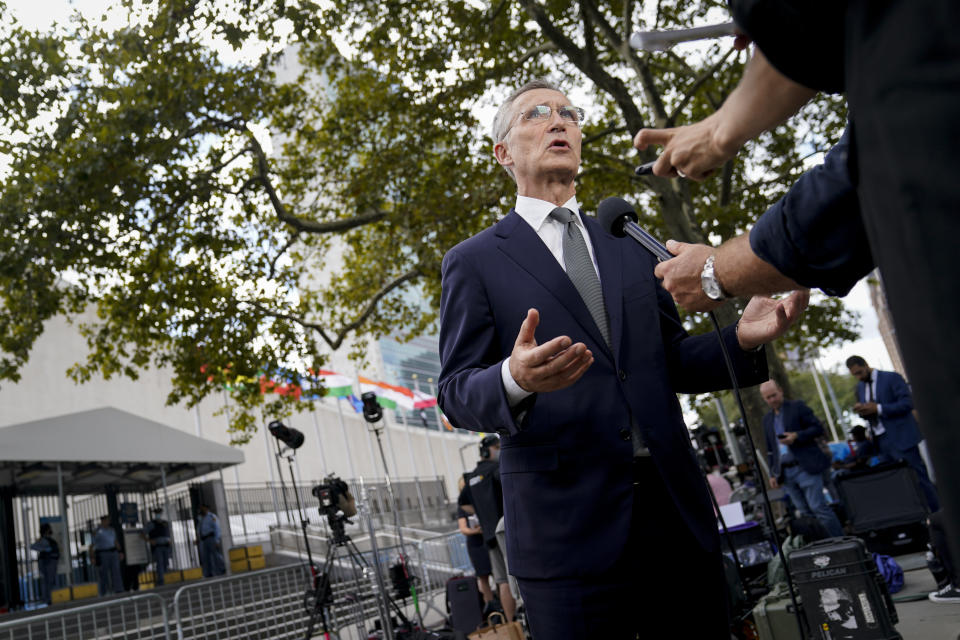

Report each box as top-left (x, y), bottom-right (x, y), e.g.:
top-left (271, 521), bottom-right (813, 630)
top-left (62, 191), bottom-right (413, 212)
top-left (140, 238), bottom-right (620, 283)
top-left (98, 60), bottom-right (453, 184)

top-left (519, 0), bottom-right (646, 134)
top-left (246, 267), bottom-right (421, 350)
top-left (667, 47), bottom-right (735, 125)
top-left (245, 130), bottom-right (388, 234)
top-left (579, 0), bottom-right (667, 126)
top-left (582, 124), bottom-right (628, 146)
top-left (741, 148), bottom-right (825, 191)
top-left (517, 42), bottom-right (558, 66)
top-left (199, 115), bottom-right (388, 234)
top-left (267, 231), bottom-right (300, 280)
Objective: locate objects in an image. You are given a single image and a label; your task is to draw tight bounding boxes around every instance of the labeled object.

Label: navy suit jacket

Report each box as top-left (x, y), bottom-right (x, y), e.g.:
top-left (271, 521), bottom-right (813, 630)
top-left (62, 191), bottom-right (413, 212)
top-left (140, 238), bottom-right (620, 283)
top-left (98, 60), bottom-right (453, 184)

top-left (749, 127), bottom-right (874, 297)
top-left (763, 399), bottom-right (830, 478)
top-left (855, 369), bottom-right (922, 451)
top-left (438, 209), bottom-right (767, 580)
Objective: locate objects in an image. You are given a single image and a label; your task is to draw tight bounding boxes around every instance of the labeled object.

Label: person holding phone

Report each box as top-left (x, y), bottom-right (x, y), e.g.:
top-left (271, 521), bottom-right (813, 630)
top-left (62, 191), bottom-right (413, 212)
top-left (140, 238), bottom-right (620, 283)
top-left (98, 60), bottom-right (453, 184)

top-left (761, 380), bottom-right (844, 537)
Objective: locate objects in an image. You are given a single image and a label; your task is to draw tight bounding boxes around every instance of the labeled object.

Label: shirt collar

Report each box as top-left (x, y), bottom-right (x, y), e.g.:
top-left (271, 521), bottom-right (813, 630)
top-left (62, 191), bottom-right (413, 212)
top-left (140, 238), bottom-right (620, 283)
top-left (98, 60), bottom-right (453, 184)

top-left (514, 195), bottom-right (582, 232)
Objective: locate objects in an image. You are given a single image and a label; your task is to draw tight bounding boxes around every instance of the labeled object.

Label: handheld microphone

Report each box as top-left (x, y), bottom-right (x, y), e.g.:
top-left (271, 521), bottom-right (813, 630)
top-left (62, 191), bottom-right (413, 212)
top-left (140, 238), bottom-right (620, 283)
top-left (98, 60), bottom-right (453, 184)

top-left (597, 197), bottom-right (673, 262)
top-left (629, 21), bottom-right (737, 52)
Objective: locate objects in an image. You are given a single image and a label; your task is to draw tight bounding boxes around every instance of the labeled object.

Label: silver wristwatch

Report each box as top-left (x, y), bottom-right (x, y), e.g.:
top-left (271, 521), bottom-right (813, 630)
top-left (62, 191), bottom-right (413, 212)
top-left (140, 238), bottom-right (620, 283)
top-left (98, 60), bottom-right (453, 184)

top-left (700, 255), bottom-right (728, 301)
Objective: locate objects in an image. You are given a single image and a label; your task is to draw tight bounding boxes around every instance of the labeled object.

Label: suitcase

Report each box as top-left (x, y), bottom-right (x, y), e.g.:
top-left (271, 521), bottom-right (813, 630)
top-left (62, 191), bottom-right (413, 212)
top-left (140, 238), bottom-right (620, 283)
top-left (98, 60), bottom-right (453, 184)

top-left (836, 461), bottom-right (928, 536)
top-left (752, 583), bottom-right (806, 640)
top-left (446, 575), bottom-right (483, 633)
top-left (788, 537), bottom-right (901, 640)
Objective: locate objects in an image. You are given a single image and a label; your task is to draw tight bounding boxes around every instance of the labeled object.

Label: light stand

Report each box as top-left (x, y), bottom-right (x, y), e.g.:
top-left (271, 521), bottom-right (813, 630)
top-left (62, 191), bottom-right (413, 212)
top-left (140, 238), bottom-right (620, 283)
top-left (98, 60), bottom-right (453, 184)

top-left (360, 392), bottom-right (424, 630)
top-left (269, 422), bottom-right (310, 563)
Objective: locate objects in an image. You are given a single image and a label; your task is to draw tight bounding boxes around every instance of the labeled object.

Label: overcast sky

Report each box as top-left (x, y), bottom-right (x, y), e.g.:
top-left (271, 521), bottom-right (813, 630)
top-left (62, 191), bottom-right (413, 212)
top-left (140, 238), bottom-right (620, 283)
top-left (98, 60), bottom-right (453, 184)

top-left (9, 0), bottom-right (894, 378)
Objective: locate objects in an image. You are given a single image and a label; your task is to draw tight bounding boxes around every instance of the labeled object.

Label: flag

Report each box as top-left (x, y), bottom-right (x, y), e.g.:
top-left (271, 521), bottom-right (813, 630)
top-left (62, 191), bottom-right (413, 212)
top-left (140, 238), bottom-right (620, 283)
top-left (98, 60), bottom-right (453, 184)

top-left (439, 410), bottom-right (455, 432)
top-left (347, 395), bottom-right (364, 413)
top-left (358, 376), bottom-right (414, 410)
top-left (412, 390), bottom-right (437, 409)
top-left (313, 369), bottom-right (354, 398)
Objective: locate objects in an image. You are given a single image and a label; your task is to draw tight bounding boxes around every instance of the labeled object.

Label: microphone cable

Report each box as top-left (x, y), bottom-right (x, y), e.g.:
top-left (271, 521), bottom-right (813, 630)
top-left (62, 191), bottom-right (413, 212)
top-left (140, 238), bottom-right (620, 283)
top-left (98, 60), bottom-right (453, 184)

top-left (598, 196), bottom-right (807, 639)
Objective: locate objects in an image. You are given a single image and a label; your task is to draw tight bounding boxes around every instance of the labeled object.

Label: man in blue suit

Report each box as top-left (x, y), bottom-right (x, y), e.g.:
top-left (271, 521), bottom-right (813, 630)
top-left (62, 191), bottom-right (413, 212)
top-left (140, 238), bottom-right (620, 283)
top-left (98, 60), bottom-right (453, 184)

top-left (438, 79), bottom-right (809, 639)
top-left (760, 380), bottom-right (844, 537)
top-left (847, 356), bottom-right (939, 511)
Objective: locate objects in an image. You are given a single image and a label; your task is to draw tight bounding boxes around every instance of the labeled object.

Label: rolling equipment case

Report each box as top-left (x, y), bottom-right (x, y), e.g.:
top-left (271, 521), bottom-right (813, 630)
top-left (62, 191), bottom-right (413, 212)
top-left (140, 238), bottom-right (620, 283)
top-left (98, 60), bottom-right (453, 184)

top-left (788, 537), bottom-right (901, 640)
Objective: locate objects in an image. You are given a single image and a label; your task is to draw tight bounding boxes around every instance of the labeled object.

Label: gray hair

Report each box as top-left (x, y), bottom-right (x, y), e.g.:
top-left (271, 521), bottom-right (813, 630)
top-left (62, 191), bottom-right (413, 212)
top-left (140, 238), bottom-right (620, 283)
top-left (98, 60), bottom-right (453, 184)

top-left (491, 79), bottom-right (561, 180)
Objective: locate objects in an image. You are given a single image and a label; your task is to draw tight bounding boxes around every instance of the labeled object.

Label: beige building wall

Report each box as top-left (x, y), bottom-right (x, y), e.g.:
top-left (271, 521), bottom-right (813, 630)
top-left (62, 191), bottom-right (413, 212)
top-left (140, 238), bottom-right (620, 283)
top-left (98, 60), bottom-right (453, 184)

top-left (866, 270), bottom-right (907, 379)
top-left (0, 310), bottom-right (479, 498)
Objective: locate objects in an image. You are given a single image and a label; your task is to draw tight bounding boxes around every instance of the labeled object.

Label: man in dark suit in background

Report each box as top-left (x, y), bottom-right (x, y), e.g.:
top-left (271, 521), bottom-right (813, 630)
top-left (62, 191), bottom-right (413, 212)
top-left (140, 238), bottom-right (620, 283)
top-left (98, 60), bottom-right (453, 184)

top-left (847, 355), bottom-right (939, 511)
top-left (761, 380), bottom-right (844, 537)
top-left (438, 78), bottom-right (808, 639)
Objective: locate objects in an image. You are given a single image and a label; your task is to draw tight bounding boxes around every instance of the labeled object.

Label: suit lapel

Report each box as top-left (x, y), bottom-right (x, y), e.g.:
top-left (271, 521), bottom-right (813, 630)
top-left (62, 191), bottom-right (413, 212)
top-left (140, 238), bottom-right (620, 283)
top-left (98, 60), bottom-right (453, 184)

top-left (495, 210), bottom-right (611, 358)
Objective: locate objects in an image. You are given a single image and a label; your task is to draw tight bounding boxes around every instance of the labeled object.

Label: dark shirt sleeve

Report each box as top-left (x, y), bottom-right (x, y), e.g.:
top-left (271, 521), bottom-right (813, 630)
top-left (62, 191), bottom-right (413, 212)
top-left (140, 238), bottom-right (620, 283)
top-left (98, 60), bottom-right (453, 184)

top-left (749, 127), bottom-right (874, 297)
top-left (457, 481), bottom-right (472, 507)
top-left (728, 0), bottom-right (846, 93)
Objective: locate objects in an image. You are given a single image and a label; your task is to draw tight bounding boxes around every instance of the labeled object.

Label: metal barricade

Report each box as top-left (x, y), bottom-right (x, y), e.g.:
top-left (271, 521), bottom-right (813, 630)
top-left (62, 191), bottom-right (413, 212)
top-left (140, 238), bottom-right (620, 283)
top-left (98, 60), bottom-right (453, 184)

top-left (172, 564), bottom-right (311, 640)
top-left (0, 593), bottom-right (170, 640)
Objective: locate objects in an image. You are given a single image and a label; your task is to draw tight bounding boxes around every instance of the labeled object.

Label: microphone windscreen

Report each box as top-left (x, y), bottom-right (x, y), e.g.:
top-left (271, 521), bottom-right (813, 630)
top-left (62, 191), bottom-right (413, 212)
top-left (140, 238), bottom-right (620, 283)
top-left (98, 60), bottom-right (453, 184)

top-left (597, 197), bottom-right (638, 237)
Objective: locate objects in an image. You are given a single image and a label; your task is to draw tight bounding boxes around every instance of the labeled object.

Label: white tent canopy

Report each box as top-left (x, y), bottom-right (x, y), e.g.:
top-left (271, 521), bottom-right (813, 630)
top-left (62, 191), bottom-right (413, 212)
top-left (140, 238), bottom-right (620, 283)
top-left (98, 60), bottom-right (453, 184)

top-left (0, 406), bottom-right (244, 494)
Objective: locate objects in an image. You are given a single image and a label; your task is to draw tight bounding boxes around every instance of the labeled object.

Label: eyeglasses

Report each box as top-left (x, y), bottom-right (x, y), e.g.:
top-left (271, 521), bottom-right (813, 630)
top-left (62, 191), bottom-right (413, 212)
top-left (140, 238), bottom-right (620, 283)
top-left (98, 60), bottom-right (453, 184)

top-left (514, 104), bottom-right (586, 128)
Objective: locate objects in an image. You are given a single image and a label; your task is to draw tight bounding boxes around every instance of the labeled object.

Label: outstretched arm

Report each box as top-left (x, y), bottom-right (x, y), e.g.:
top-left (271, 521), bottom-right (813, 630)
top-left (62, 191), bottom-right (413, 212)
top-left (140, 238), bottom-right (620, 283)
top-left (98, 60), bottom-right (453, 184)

top-left (633, 48), bottom-right (816, 180)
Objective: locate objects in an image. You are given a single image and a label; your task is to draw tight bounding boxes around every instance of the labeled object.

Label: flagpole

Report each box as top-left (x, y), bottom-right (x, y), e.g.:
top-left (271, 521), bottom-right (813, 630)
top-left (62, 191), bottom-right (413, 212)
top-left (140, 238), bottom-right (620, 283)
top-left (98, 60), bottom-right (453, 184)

top-left (332, 398), bottom-right (358, 480)
top-left (397, 409), bottom-right (418, 477)
top-left (428, 379), bottom-right (456, 498)
top-left (310, 408), bottom-right (329, 473)
top-left (412, 376), bottom-right (441, 483)
top-left (382, 412), bottom-right (402, 481)
top-left (397, 409), bottom-right (429, 523)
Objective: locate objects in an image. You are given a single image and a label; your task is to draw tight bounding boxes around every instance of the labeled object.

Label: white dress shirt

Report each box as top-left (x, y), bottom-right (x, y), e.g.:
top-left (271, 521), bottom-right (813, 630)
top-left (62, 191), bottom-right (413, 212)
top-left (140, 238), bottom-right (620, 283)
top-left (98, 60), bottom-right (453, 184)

top-left (500, 195), bottom-right (599, 406)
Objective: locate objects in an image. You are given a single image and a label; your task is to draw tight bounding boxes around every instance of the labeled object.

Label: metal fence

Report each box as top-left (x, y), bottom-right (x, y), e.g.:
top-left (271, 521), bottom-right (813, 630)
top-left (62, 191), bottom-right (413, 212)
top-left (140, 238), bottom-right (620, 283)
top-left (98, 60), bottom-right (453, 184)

top-left (0, 527), bottom-right (473, 640)
top-left (0, 593), bottom-right (169, 640)
top-left (172, 564), bottom-right (312, 640)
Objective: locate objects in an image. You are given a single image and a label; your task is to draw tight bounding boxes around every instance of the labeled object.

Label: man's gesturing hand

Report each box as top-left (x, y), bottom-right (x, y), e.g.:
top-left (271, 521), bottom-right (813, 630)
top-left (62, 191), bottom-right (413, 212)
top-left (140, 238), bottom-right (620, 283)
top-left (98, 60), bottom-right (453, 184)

top-left (736, 290), bottom-right (810, 350)
top-left (509, 309), bottom-right (594, 393)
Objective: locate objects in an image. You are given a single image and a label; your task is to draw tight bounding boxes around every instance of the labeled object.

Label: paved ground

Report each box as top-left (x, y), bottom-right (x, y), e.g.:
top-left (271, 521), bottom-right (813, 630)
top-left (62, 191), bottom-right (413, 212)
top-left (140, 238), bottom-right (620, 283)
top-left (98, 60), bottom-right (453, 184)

top-left (894, 566), bottom-right (960, 640)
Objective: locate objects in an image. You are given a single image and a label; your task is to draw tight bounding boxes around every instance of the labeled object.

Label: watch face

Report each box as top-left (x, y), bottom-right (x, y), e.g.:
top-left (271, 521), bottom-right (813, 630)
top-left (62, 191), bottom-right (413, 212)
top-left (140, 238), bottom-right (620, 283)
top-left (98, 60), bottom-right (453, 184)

top-left (702, 276), bottom-right (722, 300)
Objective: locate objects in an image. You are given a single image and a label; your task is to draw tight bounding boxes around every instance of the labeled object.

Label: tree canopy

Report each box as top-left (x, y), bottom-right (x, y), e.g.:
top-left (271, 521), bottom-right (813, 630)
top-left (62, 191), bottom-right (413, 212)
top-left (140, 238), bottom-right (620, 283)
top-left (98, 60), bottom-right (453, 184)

top-left (1, 0), bottom-right (856, 443)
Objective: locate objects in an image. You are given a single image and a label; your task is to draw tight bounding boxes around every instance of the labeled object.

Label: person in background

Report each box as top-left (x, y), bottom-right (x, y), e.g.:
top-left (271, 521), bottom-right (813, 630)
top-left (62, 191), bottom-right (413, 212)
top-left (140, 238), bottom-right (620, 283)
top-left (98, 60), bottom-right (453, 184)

top-left (459, 435), bottom-right (516, 622)
top-left (456, 476), bottom-right (495, 611)
top-left (761, 380), bottom-right (844, 538)
top-left (847, 355), bottom-right (939, 511)
top-left (92, 515), bottom-right (124, 595)
top-left (31, 522), bottom-right (60, 605)
top-left (196, 504), bottom-right (225, 577)
top-left (144, 506), bottom-right (172, 585)
top-left (706, 464), bottom-right (734, 509)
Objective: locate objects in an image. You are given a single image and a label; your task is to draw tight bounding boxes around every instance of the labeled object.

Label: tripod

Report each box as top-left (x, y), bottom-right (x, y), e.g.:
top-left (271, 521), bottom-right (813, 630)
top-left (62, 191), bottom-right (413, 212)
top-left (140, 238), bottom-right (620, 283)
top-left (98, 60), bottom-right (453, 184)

top-left (304, 509), bottom-right (414, 640)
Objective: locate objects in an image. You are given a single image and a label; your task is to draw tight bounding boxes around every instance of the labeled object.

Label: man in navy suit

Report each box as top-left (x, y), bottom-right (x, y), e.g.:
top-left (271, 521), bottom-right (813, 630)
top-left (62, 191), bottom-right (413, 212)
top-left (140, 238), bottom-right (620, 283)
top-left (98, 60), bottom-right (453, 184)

top-left (437, 79), bottom-right (809, 639)
top-left (760, 380), bottom-right (844, 537)
top-left (847, 356), bottom-right (939, 511)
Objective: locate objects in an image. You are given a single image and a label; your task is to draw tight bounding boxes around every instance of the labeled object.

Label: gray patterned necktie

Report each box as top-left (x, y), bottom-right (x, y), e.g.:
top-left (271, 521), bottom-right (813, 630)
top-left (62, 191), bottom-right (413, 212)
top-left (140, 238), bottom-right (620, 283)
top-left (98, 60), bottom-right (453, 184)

top-left (549, 207), bottom-right (611, 350)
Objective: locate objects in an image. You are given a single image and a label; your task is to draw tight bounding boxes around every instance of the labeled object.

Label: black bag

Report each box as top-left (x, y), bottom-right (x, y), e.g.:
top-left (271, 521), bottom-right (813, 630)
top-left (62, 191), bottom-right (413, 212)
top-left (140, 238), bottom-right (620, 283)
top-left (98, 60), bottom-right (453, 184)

top-left (446, 575), bottom-right (483, 633)
top-left (788, 536), bottom-right (901, 640)
top-left (837, 461), bottom-right (928, 532)
top-left (836, 461), bottom-right (929, 554)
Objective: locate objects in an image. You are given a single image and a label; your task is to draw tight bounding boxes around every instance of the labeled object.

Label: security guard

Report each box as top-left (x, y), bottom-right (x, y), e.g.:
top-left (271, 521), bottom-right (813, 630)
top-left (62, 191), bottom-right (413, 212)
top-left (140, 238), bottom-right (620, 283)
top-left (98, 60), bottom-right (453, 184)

top-left (196, 504), bottom-right (225, 577)
top-left (459, 435), bottom-right (516, 621)
top-left (30, 523), bottom-right (60, 604)
top-left (92, 515), bottom-right (124, 595)
top-left (144, 507), bottom-right (172, 585)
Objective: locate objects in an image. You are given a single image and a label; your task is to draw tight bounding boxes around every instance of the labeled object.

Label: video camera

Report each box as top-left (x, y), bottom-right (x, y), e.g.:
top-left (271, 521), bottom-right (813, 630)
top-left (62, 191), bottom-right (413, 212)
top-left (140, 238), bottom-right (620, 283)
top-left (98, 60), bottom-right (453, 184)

top-left (311, 474), bottom-right (358, 518)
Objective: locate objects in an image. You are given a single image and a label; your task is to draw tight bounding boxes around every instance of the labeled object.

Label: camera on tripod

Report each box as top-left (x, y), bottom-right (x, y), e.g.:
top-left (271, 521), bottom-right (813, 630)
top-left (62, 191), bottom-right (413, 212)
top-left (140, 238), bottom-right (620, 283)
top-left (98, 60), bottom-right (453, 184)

top-left (312, 474), bottom-right (358, 518)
